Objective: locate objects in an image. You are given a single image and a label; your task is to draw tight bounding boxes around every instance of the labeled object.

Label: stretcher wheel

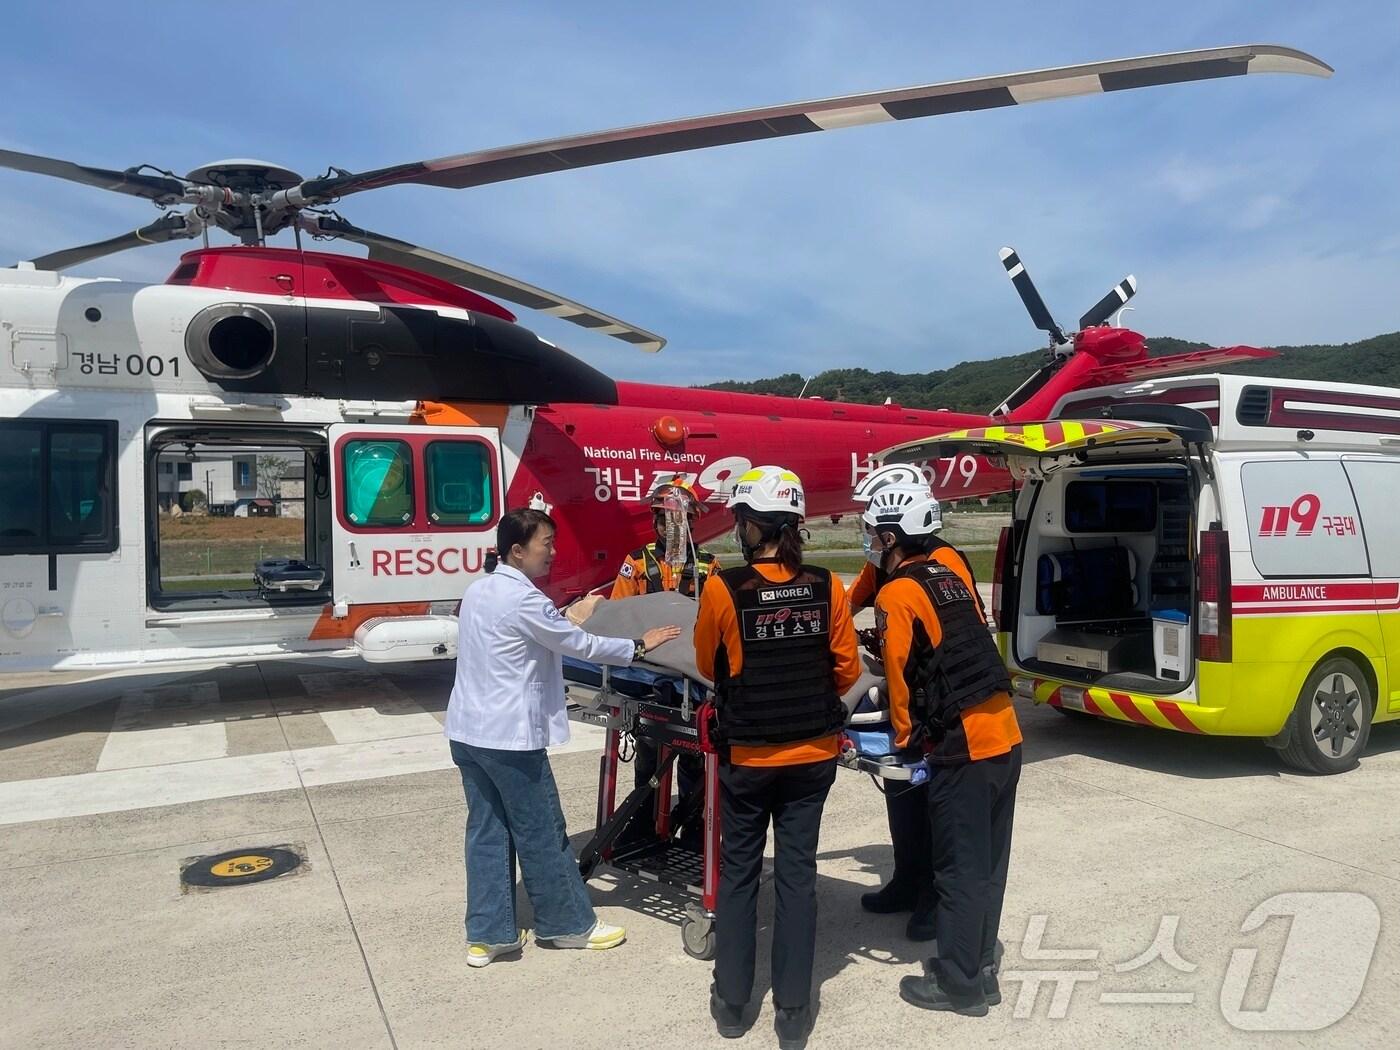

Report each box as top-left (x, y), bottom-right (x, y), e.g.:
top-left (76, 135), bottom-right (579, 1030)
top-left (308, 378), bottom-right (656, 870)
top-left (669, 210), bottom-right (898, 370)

top-left (579, 856), bottom-right (599, 880)
top-left (681, 916), bottom-right (716, 960)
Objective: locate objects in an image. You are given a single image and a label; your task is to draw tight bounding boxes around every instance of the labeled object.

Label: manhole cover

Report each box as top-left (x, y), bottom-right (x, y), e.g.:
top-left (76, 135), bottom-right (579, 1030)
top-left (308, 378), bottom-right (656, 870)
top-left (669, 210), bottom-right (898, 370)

top-left (181, 845), bottom-right (303, 888)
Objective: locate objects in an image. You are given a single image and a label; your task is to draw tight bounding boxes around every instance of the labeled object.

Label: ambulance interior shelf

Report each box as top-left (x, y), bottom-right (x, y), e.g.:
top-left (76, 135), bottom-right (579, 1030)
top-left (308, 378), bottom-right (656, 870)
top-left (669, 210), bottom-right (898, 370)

top-left (1017, 469), bottom-right (1195, 688)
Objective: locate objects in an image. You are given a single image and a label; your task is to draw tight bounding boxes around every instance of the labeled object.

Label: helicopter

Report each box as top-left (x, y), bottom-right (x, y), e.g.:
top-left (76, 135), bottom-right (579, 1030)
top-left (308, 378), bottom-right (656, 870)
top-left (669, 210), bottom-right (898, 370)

top-left (0, 44), bottom-right (1322, 674)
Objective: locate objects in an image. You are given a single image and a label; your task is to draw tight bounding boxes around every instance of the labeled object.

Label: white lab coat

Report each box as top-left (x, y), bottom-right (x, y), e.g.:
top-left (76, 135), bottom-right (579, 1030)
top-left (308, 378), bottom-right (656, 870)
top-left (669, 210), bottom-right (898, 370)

top-left (445, 564), bottom-right (635, 750)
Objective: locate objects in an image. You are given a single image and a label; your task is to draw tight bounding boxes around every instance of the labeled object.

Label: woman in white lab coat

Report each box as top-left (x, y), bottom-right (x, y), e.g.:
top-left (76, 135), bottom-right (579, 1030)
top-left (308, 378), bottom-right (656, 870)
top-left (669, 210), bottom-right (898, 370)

top-left (445, 507), bottom-right (679, 967)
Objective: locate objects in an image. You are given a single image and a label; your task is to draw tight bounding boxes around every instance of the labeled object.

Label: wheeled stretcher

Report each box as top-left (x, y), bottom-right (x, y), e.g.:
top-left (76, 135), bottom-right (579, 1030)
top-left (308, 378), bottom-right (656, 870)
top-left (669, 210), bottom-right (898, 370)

top-left (566, 659), bottom-right (723, 959)
top-left (562, 610), bottom-right (924, 960)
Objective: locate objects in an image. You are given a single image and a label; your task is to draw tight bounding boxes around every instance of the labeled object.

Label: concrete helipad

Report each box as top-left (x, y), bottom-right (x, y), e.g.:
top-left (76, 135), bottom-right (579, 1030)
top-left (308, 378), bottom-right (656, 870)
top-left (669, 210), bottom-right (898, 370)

top-left (3, 651), bottom-right (1400, 1049)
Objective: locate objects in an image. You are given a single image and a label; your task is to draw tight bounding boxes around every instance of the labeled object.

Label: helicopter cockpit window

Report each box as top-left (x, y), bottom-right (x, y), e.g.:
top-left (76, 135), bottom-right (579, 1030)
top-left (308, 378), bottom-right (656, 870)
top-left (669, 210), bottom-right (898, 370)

top-left (425, 441), bottom-right (493, 527)
top-left (0, 419), bottom-right (117, 555)
top-left (343, 440), bottom-right (415, 528)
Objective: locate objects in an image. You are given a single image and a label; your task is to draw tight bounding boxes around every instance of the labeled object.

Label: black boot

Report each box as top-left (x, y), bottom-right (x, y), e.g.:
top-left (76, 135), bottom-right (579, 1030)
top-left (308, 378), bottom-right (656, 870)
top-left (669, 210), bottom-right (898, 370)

top-left (905, 889), bottom-right (936, 941)
top-left (860, 881), bottom-right (916, 914)
top-left (709, 986), bottom-right (748, 1038)
top-left (983, 937), bottom-right (1005, 1006)
top-left (774, 1003), bottom-right (816, 1050)
top-left (982, 965), bottom-right (1001, 1007)
top-left (899, 973), bottom-right (989, 1017)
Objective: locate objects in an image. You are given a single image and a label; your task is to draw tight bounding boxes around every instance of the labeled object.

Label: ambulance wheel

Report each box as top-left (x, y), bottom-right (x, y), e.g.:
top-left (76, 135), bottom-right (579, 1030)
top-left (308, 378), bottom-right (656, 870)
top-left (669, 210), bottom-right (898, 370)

top-left (681, 917), bottom-right (716, 960)
top-left (1279, 657), bottom-right (1373, 775)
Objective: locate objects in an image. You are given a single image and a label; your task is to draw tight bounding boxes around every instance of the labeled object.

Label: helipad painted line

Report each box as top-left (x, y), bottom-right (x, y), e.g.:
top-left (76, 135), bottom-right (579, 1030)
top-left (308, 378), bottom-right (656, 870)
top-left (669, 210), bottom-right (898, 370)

top-left (298, 672), bottom-right (443, 743)
top-left (97, 682), bottom-right (228, 771)
top-left (0, 721), bottom-right (607, 826)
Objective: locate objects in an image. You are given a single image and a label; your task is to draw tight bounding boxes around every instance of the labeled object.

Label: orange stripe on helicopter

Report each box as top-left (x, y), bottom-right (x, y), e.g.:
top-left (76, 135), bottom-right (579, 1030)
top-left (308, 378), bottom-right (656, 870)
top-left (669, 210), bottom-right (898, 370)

top-left (308, 602), bottom-right (432, 640)
top-left (414, 401), bottom-right (511, 429)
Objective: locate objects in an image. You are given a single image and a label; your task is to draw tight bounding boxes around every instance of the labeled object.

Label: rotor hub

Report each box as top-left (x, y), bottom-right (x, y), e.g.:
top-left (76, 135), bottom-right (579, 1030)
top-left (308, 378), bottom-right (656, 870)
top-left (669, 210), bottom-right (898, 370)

top-left (185, 159), bottom-right (303, 194)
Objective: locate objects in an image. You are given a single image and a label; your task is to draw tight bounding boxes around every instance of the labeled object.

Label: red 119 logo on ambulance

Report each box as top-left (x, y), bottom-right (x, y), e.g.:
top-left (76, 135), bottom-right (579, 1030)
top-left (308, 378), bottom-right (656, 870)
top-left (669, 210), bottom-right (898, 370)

top-left (1258, 494), bottom-right (1320, 537)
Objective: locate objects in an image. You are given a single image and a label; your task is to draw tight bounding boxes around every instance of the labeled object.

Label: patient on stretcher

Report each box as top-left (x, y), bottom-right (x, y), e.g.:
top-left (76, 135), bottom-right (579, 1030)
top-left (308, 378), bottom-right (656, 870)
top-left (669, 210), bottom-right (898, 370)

top-left (562, 592), bottom-right (903, 763)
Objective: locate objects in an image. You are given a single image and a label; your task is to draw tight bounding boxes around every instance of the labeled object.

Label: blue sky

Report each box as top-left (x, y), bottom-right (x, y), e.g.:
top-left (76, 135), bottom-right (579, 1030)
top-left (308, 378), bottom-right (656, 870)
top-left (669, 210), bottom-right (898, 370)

top-left (3, 2), bottom-right (1397, 386)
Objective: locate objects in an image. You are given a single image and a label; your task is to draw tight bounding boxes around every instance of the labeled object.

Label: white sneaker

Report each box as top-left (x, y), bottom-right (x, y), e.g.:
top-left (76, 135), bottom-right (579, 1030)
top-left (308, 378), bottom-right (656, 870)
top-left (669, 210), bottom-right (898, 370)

top-left (545, 920), bottom-right (627, 950)
top-left (466, 930), bottom-right (528, 968)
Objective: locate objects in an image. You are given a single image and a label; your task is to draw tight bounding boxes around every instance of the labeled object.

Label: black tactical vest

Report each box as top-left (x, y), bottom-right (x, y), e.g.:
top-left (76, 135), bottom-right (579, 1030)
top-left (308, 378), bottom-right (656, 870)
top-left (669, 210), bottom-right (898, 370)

top-left (713, 562), bottom-right (846, 746)
top-left (890, 560), bottom-right (1011, 739)
top-left (638, 543), bottom-right (716, 598)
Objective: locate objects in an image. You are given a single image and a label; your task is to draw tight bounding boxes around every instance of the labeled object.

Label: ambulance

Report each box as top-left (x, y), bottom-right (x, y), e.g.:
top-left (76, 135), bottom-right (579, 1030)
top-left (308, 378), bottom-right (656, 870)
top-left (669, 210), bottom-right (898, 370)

top-left (884, 374), bottom-right (1400, 773)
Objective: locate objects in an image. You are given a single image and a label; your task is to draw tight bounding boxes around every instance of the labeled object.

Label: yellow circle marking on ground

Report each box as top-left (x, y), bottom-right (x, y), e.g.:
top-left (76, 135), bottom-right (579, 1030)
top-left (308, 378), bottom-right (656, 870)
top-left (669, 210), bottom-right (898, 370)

top-left (209, 855), bottom-right (276, 878)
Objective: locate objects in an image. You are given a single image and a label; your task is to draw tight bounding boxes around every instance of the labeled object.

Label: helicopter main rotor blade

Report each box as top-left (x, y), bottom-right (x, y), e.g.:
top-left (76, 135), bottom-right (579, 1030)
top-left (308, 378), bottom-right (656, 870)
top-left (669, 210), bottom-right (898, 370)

top-left (1079, 275), bottom-right (1139, 329)
top-left (998, 247), bottom-right (1065, 344)
top-left (24, 213), bottom-right (197, 271)
top-left (0, 148), bottom-right (187, 203)
top-left (308, 215), bottom-right (666, 352)
top-left (296, 45), bottom-right (1331, 201)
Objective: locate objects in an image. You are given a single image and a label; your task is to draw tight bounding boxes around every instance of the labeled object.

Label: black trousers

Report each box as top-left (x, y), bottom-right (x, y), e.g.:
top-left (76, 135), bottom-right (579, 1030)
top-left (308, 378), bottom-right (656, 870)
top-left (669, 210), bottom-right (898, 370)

top-left (715, 757), bottom-right (837, 1010)
top-left (884, 779), bottom-right (933, 893)
top-left (620, 739), bottom-right (703, 843)
top-left (927, 745), bottom-right (1022, 1003)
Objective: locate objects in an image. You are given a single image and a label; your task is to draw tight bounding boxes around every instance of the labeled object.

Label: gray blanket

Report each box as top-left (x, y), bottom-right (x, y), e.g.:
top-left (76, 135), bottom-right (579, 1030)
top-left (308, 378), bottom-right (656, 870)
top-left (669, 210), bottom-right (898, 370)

top-left (573, 592), bottom-right (883, 715)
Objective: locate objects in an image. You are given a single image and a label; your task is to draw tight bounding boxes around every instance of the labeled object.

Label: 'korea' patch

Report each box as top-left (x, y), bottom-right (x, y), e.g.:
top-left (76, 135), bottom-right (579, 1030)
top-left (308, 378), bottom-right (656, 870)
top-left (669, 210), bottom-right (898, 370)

top-left (619, 561), bottom-right (634, 579)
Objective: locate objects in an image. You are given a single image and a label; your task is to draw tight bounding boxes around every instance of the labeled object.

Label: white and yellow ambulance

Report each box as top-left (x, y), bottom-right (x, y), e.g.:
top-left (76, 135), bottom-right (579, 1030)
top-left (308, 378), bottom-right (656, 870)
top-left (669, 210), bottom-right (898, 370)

top-left (884, 373), bottom-right (1400, 773)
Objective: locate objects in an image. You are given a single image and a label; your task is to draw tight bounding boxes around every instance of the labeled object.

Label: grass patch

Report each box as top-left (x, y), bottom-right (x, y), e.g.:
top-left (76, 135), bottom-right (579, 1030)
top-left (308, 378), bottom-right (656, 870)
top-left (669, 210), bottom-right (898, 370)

top-left (160, 576), bottom-right (255, 593)
top-left (158, 515), bottom-right (304, 541)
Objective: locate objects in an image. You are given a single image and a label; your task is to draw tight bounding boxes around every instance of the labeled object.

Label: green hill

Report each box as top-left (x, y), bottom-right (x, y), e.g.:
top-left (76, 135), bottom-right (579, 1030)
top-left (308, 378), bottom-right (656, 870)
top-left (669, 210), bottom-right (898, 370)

top-left (703, 332), bottom-right (1400, 414)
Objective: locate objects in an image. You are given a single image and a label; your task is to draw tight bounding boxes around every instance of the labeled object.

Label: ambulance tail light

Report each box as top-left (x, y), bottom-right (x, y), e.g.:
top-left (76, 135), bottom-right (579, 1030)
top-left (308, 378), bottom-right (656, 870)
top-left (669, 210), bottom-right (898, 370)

top-left (1197, 526), bottom-right (1232, 661)
top-left (992, 525), bottom-right (1014, 629)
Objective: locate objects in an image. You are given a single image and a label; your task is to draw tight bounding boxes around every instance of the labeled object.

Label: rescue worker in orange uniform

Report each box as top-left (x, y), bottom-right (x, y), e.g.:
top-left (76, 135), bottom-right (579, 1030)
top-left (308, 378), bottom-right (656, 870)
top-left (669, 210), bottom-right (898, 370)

top-left (610, 478), bottom-right (720, 598)
top-left (610, 478), bottom-right (718, 847)
top-left (867, 481), bottom-right (1021, 1017)
top-left (696, 465), bottom-right (860, 1049)
top-left (848, 464), bottom-right (930, 611)
top-left (852, 468), bottom-right (979, 941)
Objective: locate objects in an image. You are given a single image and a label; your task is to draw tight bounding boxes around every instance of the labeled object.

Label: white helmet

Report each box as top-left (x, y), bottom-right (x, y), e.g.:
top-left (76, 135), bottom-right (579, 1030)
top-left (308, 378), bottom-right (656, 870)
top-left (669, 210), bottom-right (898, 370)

top-left (862, 482), bottom-right (943, 537)
top-left (727, 465), bottom-right (805, 519)
top-left (852, 463), bottom-right (929, 503)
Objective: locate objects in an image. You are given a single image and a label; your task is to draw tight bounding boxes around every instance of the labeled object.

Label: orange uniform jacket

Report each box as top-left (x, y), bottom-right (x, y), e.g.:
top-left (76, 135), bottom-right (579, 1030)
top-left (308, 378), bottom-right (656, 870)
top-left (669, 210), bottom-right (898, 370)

top-left (849, 562), bottom-right (880, 611)
top-left (610, 547), bottom-right (720, 598)
top-left (695, 561), bottom-right (861, 767)
top-left (875, 552), bottom-right (1021, 764)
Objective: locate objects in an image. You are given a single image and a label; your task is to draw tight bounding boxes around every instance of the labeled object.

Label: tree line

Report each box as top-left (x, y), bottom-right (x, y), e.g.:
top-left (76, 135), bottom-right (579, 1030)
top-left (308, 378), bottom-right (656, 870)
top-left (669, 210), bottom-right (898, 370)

top-left (701, 332), bottom-right (1400, 414)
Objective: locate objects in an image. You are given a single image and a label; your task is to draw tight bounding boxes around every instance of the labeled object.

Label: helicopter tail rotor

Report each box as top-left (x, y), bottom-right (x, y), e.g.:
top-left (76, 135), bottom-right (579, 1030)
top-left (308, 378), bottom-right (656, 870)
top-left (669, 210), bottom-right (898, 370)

top-left (1079, 274), bottom-right (1138, 329)
top-left (998, 246), bottom-right (1067, 347)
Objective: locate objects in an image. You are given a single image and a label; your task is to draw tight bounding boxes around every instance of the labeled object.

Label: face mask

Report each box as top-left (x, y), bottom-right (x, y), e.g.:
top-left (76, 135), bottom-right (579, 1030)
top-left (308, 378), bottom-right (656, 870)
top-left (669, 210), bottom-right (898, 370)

top-left (862, 525), bottom-right (885, 567)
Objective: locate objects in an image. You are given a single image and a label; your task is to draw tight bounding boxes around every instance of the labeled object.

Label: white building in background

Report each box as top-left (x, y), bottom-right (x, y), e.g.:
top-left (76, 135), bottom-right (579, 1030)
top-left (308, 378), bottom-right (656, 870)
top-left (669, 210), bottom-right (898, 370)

top-left (155, 451), bottom-right (305, 515)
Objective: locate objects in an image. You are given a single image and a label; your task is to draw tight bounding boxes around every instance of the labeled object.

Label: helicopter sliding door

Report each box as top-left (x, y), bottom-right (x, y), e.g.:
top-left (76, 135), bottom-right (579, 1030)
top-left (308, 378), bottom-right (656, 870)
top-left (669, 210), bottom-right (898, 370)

top-left (328, 423), bottom-right (502, 607)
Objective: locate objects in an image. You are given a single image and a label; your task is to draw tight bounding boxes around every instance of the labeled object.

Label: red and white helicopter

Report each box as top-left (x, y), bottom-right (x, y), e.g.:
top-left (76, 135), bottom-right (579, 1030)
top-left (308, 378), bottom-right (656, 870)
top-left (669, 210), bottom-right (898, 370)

top-left (0, 44), bottom-right (1326, 675)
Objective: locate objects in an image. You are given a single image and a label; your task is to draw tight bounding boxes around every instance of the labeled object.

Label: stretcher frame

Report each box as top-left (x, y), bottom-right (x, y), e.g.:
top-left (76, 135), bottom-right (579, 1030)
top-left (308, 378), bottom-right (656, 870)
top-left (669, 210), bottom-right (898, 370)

top-left (569, 666), bottom-right (722, 959)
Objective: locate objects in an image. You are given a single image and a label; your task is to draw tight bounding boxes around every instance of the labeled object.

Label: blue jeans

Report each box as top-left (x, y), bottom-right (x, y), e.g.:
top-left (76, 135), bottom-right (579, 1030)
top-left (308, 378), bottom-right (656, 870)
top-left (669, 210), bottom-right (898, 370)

top-left (450, 739), bottom-right (597, 945)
